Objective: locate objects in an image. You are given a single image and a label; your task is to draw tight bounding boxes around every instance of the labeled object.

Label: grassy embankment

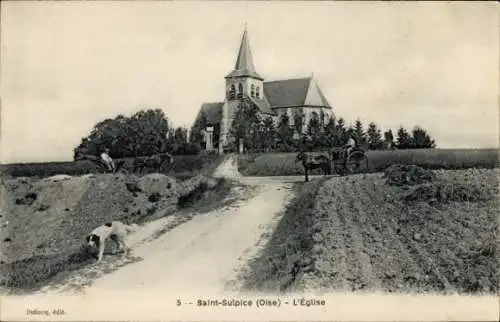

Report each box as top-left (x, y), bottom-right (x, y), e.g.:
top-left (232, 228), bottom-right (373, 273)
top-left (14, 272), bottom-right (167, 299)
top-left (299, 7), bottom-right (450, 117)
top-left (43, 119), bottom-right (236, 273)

top-left (0, 154), bottom-right (239, 293)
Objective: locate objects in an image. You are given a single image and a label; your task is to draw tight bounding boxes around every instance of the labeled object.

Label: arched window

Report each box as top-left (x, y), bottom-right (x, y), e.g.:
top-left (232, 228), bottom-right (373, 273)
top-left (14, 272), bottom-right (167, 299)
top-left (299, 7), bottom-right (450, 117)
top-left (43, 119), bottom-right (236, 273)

top-left (294, 113), bottom-right (303, 133)
top-left (256, 86), bottom-right (260, 99)
top-left (312, 111), bottom-right (319, 121)
top-left (320, 110), bottom-right (325, 126)
top-left (237, 83), bottom-right (243, 99)
top-left (229, 84), bottom-right (236, 100)
top-left (251, 84), bottom-right (255, 98)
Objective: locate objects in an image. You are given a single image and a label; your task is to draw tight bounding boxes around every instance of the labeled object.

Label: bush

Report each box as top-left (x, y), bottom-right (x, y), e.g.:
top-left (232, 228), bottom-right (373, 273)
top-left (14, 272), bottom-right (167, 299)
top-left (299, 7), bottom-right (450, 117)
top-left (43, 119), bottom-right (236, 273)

top-left (402, 182), bottom-right (493, 204)
top-left (383, 164), bottom-right (436, 186)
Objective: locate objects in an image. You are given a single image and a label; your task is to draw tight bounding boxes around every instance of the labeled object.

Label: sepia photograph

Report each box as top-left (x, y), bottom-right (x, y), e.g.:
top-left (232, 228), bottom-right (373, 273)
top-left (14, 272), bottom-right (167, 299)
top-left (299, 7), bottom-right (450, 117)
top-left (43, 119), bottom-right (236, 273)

top-left (0, 1), bottom-right (498, 321)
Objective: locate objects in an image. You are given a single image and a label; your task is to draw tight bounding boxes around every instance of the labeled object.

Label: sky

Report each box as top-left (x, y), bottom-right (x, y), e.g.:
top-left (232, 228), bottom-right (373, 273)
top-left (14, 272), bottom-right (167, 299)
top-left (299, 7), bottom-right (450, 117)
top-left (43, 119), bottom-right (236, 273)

top-left (1, 1), bottom-right (498, 163)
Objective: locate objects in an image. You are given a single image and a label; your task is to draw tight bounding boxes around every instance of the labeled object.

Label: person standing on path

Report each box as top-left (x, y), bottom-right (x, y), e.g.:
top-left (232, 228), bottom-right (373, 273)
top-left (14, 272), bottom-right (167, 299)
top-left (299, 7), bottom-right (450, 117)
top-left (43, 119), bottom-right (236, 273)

top-left (100, 148), bottom-right (115, 173)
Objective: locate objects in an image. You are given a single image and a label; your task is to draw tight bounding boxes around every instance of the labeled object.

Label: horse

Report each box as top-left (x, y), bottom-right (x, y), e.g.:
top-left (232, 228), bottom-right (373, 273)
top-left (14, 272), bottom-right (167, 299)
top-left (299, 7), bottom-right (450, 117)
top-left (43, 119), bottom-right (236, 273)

top-left (132, 152), bottom-right (174, 174)
top-left (74, 152), bottom-right (125, 173)
top-left (295, 151), bottom-right (331, 182)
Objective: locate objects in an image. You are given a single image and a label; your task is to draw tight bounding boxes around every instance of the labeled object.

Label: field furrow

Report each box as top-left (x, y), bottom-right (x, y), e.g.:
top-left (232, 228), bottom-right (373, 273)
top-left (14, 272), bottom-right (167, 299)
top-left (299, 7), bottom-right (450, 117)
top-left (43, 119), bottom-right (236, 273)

top-left (334, 178), bottom-right (381, 291)
top-left (314, 184), bottom-right (348, 291)
top-left (379, 198), bottom-right (455, 293)
top-left (350, 178), bottom-right (423, 293)
top-left (363, 178), bottom-right (442, 293)
top-left (297, 168), bottom-right (497, 295)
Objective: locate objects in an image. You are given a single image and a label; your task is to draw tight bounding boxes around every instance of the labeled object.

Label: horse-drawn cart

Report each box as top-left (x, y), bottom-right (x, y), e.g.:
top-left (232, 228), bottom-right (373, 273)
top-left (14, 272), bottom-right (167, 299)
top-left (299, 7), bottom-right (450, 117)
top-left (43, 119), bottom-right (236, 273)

top-left (295, 147), bottom-right (369, 181)
top-left (330, 147), bottom-right (369, 175)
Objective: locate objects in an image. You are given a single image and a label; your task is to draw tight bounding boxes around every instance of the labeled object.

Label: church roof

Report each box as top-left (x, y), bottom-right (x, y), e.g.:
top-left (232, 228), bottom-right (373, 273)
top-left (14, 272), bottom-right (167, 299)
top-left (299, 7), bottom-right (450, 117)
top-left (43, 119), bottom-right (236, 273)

top-left (248, 95), bottom-right (275, 115)
top-left (198, 102), bottom-right (223, 125)
top-left (196, 76), bottom-right (331, 125)
top-left (225, 28), bottom-right (264, 80)
top-left (263, 77), bottom-right (332, 109)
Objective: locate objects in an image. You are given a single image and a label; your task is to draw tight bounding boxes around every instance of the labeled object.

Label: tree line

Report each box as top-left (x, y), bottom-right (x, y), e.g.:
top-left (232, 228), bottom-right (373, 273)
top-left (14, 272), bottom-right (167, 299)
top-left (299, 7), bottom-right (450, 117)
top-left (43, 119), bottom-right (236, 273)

top-left (220, 98), bottom-right (436, 153)
top-left (74, 103), bottom-right (436, 159)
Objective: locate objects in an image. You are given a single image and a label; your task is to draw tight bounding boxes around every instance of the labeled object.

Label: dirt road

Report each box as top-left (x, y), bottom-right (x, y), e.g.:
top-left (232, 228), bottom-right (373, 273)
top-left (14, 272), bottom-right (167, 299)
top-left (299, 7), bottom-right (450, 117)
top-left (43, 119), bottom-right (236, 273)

top-left (38, 156), bottom-right (295, 295)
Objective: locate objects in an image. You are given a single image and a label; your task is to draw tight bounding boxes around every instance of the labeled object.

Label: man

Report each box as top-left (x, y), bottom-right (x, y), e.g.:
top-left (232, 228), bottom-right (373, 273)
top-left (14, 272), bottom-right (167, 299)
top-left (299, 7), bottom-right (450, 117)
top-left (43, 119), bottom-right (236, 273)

top-left (345, 135), bottom-right (356, 156)
top-left (100, 148), bottom-right (115, 172)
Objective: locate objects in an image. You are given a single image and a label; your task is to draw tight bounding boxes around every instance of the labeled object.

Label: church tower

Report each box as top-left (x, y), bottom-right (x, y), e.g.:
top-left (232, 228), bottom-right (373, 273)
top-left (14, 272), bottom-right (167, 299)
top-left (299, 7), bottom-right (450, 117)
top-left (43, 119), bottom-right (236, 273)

top-left (219, 27), bottom-right (264, 152)
top-left (224, 27), bottom-right (264, 100)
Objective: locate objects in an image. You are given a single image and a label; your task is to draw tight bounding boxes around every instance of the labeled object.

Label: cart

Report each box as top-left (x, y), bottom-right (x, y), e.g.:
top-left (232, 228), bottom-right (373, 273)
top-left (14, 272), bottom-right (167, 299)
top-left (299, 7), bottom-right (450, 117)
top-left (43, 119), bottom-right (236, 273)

top-left (330, 147), bottom-right (369, 175)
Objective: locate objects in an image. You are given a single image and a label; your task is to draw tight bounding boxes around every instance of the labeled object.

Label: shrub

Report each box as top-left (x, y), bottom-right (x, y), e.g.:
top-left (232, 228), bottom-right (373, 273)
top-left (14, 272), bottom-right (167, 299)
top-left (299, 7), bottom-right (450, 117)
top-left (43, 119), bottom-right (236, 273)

top-left (402, 181), bottom-right (496, 204)
top-left (383, 164), bottom-right (436, 186)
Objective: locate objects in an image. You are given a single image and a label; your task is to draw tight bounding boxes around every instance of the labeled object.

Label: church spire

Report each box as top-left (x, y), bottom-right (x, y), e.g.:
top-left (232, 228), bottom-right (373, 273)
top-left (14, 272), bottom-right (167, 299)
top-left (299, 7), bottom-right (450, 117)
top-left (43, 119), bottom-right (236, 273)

top-left (225, 26), bottom-right (263, 80)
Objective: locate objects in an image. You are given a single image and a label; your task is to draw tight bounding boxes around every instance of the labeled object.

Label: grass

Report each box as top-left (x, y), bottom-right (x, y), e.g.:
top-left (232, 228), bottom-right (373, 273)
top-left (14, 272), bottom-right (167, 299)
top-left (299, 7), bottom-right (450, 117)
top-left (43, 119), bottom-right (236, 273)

top-left (0, 154), bottom-right (226, 180)
top-left (238, 177), bottom-right (329, 293)
top-left (1, 246), bottom-right (95, 292)
top-left (238, 149), bottom-right (499, 176)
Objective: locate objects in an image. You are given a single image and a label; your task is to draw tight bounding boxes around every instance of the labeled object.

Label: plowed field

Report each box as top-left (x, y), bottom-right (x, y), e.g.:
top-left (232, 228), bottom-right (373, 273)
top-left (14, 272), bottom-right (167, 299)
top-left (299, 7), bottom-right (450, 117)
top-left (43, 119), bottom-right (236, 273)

top-left (301, 169), bottom-right (498, 294)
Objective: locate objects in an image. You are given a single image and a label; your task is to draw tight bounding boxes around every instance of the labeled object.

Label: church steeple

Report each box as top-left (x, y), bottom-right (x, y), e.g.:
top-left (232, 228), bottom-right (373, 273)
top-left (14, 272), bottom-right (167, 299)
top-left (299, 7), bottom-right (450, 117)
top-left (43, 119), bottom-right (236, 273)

top-left (225, 27), bottom-right (263, 81)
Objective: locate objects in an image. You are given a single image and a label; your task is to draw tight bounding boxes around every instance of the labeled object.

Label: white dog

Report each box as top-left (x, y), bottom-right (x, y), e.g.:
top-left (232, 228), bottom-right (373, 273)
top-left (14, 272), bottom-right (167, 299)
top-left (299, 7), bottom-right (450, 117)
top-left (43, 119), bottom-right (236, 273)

top-left (86, 221), bottom-right (138, 262)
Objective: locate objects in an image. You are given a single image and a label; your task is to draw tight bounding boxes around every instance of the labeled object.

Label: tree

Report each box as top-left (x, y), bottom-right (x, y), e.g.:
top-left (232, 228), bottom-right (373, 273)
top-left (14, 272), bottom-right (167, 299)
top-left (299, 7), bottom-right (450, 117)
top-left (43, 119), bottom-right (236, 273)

top-left (276, 113), bottom-right (294, 151)
top-left (260, 117), bottom-right (276, 151)
top-left (170, 126), bottom-right (202, 155)
top-left (366, 122), bottom-right (384, 150)
top-left (336, 117), bottom-right (349, 145)
top-left (324, 115), bottom-right (337, 146)
top-left (383, 129), bottom-right (395, 149)
top-left (307, 112), bottom-right (320, 136)
top-left (396, 126), bottom-right (414, 149)
top-left (293, 110), bottom-right (305, 136)
top-left (412, 127), bottom-right (436, 148)
top-left (74, 108), bottom-right (171, 159)
top-left (170, 127), bottom-right (188, 153)
top-left (319, 110), bottom-right (326, 128)
top-left (228, 98), bottom-right (261, 152)
top-left (306, 112), bottom-right (323, 150)
top-left (352, 119), bottom-right (367, 146)
top-left (190, 110), bottom-right (208, 144)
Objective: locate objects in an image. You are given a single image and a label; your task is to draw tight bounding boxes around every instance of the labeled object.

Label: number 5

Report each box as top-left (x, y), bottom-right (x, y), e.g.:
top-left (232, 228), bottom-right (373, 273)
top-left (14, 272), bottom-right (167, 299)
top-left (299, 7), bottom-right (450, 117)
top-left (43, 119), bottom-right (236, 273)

top-left (177, 299), bottom-right (181, 306)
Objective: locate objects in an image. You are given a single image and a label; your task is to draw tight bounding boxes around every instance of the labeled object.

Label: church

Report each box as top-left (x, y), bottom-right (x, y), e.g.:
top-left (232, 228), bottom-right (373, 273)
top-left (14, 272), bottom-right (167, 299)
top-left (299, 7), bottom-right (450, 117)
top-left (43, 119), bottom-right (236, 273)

top-left (192, 27), bottom-right (334, 153)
